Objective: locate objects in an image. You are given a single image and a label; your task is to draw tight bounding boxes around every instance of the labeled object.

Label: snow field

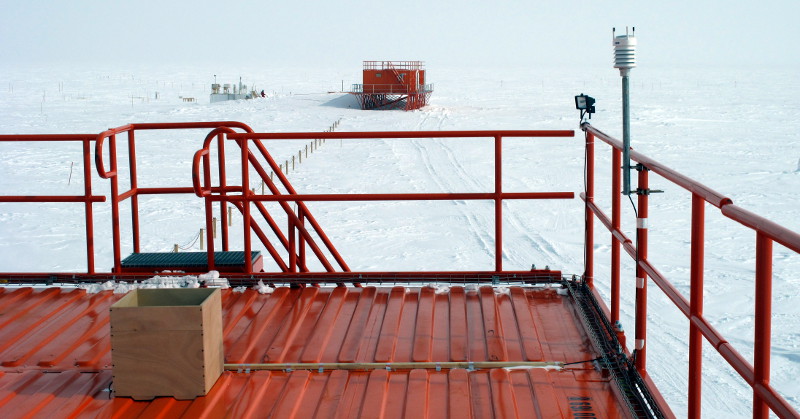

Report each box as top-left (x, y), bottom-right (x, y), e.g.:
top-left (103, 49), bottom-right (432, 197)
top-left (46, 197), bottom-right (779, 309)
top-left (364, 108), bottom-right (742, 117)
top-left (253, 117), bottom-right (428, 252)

top-left (1, 64), bottom-right (799, 417)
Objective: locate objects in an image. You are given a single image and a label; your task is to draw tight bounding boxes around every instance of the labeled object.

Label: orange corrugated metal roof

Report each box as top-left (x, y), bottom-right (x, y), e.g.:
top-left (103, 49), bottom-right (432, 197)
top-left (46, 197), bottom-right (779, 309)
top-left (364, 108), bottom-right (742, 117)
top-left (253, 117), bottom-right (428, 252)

top-left (0, 285), bottom-right (636, 418)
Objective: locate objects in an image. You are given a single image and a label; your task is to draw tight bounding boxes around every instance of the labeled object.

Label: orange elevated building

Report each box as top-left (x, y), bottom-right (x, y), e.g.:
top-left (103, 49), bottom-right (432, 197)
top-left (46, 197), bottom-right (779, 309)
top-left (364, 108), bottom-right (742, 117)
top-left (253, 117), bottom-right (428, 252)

top-left (350, 61), bottom-right (433, 110)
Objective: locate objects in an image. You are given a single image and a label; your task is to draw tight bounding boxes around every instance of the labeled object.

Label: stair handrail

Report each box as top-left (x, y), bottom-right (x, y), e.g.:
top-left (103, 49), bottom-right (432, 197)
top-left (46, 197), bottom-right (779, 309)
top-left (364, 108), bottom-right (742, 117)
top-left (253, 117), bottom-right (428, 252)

top-left (192, 127), bottom-right (348, 273)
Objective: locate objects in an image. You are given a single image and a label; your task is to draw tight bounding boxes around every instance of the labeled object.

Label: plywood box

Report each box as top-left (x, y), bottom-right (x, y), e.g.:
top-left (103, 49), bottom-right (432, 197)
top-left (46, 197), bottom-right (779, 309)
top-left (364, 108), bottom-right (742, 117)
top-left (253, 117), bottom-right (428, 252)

top-left (110, 288), bottom-right (223, 400)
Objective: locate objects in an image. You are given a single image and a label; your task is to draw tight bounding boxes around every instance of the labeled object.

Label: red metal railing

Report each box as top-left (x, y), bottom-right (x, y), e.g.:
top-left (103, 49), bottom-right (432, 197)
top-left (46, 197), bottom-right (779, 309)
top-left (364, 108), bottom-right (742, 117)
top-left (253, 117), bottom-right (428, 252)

top-left (94, 122), bottom-right (256, 273)
top-left (1, 125), bottom-right (571, 278)
top-left (0, 134), bottom-right (106, 273)
top-left (582, 123), bottom-right (800, 418)
top-left (4, 121), bottom-right (799, 417)
top-left (193, 129), bottom-right (575, 273)
top-left (350, 84), bottom-right (431, 94)
top-left (362, 61), bottom-right (425, 71)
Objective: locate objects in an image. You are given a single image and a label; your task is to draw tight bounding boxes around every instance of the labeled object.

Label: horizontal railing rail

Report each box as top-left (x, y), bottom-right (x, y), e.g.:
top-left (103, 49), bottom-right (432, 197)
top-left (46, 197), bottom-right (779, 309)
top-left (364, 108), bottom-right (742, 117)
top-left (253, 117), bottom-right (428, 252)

top-left (229, 130), bottom-right (574, 140)
top-left (582, 122), bottom-right (799, 418)
top-left (362, 61), bottom-right (425, 70)
top-left (349, 84), bottom-right (433, 94)
top-left (193, 129), bottom-right (575, 274)
top-left (349, 84), bottom-right (413, 94)
top-left (0, 134), bottom-right (106, 273)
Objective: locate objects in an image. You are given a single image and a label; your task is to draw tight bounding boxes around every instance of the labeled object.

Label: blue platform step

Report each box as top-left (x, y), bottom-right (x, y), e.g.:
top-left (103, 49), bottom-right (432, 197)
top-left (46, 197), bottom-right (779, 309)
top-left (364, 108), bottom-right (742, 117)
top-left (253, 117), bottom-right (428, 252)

top-left (120, 251), bottom-right (263, 273)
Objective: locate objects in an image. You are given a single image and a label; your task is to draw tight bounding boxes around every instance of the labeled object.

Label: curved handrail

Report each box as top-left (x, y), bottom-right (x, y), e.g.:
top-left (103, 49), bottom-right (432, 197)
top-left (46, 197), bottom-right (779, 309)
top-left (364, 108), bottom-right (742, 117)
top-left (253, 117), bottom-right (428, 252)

top-left (192, 127), bottom-right (240, 197)
top-left (94, 125), bottom-right (131, 178)
top-left (191, 149), bottom-right (211, 197)
top-left (94, 121), bottom-right (254, 179)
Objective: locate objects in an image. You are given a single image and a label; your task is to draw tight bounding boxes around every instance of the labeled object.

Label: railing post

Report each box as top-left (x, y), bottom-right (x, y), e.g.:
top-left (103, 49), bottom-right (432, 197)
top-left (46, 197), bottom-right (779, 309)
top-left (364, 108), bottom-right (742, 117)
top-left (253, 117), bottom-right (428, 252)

top-left (127, 130), bottom-right (141, 253)
top-left (494, 135), bottom-right (503, 272)
top-left (240, 136), bottom-right (253, 273)
top-left (688, 193), bottom-right (705, 419)
top-left (288, 207), bottom-right (297, 272)
top-left (82, 139), bottom-right (95, 274)
top-left (584, 129), bottom-right (594, 286)
top-left (203, 145), bottom-right (216, 270)
top-left (635, 165), bottom-right (649, 373)
top-left (753, 232), bottom-right (773, 419)
top-left (611, 147), bottom-right (621, 323)
top-left (218, 132), bottom-right (230, 252)
top-left (109, 134), bottom-right (122, 273)
top-left (298, 205), bottom-right (306, 271)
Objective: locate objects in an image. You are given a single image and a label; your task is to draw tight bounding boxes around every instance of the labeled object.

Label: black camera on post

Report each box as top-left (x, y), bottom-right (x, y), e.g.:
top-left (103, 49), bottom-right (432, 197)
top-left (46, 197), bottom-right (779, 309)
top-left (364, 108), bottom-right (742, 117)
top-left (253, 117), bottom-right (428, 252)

top-left (575, 93), bottom-right (595, 120)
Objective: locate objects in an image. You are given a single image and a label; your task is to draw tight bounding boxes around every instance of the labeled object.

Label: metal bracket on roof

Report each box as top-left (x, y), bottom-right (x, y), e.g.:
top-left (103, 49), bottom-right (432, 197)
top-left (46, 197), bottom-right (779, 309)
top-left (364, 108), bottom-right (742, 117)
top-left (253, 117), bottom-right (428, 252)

top-left (467, 361), bottom-right (475, 371)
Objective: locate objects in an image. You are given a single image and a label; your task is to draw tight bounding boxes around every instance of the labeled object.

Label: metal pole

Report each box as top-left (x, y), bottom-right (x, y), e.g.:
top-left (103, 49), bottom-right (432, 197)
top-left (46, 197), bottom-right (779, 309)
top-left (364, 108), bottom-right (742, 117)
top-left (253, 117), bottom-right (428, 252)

top-left (82, 139), bottom-right (96, 274)
top-left (224, 361), bottom-right (561, 371)
top-left (241, 138), bottom-right (253, 273)
top-left (585, 130), bottom-right (595, 286)
top-left (611, 147), bottom-right (621, 322)
top-left (109, 134), bottom-right (122, 273)
top-left (753, 232), bottom-right (773, 419)
top-left (203, 148), bottom-right (215, 269)
top-left (288, 211), bottom-right (296, 272)
top-left (622, 69), bottom-right (632, 196)
top-left (494, 135), bottom-right (503, 272)
top-left (128, 130), bottom-right (141, 253)
top-left (298, 205), bottom-right (306, 271)
top-left (218, 133), bottom-right (230, 251)
top-left (688, 194), bottom-right (705, 419)
top-left (635, 165), bottom-right (649, 373)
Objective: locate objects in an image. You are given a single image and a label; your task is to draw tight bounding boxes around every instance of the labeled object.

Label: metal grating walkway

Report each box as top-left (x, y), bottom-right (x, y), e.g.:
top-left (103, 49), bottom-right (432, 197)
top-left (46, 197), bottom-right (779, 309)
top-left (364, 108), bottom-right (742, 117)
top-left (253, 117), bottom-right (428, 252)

top-left (119, 251), bottom-right (262, 273)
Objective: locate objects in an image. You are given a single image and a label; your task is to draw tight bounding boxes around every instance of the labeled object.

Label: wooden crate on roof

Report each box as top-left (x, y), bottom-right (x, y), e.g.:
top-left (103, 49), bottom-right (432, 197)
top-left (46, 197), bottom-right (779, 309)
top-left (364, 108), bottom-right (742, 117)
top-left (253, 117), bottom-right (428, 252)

top-left (110, 288), bottom-right (223, 400)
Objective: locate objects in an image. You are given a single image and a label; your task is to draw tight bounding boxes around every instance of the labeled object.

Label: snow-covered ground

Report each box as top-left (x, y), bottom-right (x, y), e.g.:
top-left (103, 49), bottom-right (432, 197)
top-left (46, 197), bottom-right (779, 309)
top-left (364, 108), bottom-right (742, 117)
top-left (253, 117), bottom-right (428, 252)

top-left (1, 63), bottom-right (798, 417)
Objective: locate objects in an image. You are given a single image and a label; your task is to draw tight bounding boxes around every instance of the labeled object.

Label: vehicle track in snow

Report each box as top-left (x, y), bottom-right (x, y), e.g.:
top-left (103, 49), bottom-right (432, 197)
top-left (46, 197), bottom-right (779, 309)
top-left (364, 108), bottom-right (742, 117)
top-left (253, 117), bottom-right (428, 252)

top-left (408, 108), bottom-right (497, 263)
top-left (407, 107), bottom-right (569, 270)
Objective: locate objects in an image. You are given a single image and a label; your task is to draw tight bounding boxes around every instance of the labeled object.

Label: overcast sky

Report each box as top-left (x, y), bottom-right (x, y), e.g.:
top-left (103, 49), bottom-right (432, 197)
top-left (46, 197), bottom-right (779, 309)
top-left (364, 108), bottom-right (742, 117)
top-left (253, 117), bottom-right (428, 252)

top-left (1, 0), bottom-right (798, 69)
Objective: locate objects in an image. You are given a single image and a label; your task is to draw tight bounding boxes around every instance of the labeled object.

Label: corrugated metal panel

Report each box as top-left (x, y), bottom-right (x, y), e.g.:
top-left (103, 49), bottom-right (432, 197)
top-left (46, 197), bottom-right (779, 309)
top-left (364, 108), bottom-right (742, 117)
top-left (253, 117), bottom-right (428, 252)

top-left (0, 369), bottom-right (624, 418)
top-left (0, 286), bottom-right (628, 418)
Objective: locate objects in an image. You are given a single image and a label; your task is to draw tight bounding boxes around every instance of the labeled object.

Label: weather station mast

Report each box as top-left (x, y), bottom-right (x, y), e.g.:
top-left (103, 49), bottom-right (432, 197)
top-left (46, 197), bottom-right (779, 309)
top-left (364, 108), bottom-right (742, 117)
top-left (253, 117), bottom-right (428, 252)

top-left (614, 26), bottom-right (636, 195)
